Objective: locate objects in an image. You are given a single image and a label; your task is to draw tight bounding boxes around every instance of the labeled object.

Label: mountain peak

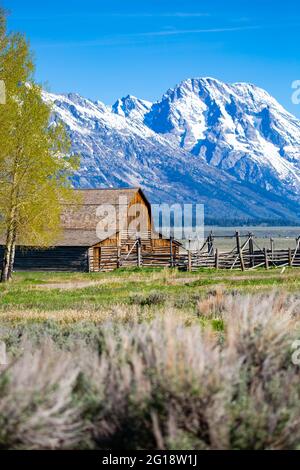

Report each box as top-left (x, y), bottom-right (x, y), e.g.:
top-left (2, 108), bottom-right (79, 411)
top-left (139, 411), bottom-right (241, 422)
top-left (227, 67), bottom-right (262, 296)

top-left (144, 76), bottom-right (300, 193)
top-left (165, 77), bottom-right (275, 104)
top-left (112, 95), bottom-right (152, 119)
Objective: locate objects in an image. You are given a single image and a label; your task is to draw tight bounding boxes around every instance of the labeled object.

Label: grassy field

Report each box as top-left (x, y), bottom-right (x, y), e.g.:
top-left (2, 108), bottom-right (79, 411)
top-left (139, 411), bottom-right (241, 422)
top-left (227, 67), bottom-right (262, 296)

top-left (0, 267), bottom-right (299, 318)
top-left (1, 267), bottom-right (300, 450)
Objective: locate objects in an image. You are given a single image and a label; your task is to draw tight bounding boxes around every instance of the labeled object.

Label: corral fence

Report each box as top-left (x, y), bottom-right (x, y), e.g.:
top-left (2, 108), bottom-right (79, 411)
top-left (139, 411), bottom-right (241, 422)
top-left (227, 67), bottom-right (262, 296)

top-left (115, 232), bottom-right (300, 272)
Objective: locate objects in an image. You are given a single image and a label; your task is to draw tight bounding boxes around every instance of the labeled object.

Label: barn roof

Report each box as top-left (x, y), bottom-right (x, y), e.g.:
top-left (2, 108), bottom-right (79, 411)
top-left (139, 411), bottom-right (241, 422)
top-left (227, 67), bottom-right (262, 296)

top-left (60, 187), bottom-right (150, 242)
top-left (56, 229), bottom-right (104, 247)
top-left (66, 187), bottom-right (143, 206)
top-left (0, 188), bottom-right (152, 247)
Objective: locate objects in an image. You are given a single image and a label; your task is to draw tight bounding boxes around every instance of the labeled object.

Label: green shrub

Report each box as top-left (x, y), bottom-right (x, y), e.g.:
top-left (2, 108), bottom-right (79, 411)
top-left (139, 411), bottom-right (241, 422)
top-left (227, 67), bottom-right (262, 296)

top-left (129, 291), bottom-right (167, 306)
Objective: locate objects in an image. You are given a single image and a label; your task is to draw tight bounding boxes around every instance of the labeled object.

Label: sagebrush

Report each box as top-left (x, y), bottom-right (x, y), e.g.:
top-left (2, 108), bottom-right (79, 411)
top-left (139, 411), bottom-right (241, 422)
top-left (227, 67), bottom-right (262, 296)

top-left (1, 292), bottom-right (300, 450)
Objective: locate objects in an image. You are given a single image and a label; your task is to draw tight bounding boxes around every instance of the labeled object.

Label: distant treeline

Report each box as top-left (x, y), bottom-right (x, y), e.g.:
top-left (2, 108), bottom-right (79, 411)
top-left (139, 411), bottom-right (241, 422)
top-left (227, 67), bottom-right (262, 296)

top-left (204, 217), bottom-right (300, 227)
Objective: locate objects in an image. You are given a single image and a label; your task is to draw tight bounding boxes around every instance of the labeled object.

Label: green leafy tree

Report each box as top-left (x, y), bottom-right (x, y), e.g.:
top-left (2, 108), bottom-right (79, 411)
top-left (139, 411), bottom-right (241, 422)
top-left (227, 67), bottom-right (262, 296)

top-left (0, 11), bottom-right (79, 282)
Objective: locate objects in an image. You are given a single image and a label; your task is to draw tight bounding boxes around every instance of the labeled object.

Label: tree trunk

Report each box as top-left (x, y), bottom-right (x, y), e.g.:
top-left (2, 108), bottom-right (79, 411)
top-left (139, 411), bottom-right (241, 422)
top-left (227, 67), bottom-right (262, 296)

top-left (1, 181), bottom-right (18, 283)
top-left (1, 225), bottom-right (16, 283)
top-left (1, 238), bottom-right (13, 283)
top-left (7, 235), bottom-right (16, 280)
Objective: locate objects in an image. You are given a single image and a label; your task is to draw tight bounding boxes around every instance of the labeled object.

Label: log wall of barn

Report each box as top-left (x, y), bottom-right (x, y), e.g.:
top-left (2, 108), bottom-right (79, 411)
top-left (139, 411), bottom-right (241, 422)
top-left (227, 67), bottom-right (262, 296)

top-left (0, 246), bottom-right (89, 272)
top-left (89, 237), bottom-right (180, 272)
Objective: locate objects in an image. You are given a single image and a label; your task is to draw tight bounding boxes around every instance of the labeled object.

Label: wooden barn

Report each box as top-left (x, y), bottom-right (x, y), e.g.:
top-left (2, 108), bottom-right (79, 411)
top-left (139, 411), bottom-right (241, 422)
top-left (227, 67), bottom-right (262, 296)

top-left (0, 188), bottom-right (180, 272)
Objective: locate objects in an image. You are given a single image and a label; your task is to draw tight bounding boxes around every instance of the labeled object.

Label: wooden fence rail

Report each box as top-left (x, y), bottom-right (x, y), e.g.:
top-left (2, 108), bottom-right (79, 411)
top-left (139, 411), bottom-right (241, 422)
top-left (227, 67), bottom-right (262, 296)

top-left (91, 232), bottom-right (300, 272)
top-left (106, 248), bottom-right (300, 272)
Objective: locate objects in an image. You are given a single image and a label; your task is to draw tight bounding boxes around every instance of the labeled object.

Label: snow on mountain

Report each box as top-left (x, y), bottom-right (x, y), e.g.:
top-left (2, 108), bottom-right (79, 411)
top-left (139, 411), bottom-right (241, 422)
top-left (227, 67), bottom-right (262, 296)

top-left (42, 78), bottom-right (300, 224)
top-left (143, 77), bottom-right (300, 200)
top-left (111, 95), bottom-right (152, 120)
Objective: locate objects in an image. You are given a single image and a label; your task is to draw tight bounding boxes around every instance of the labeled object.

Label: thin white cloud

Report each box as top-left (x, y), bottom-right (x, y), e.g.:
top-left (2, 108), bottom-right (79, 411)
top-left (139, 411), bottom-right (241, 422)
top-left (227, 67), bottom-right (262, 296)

top-left (139, 25), bottom-right (261, 37)
top-left (34, 25), bottom-right (261, 49)
top-left (118, 12), bottom-right (211, 18)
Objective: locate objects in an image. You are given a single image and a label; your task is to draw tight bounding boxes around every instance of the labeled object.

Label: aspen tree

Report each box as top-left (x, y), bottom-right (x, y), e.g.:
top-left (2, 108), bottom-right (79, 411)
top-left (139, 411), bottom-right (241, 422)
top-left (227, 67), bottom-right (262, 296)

top-left (0, 11), bottom-right (78, 282)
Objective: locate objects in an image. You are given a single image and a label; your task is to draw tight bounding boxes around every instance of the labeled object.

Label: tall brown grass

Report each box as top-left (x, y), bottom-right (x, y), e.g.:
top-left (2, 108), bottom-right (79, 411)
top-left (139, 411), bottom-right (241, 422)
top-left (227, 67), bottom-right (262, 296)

top-left (1, 292), bottom-right (300, 449)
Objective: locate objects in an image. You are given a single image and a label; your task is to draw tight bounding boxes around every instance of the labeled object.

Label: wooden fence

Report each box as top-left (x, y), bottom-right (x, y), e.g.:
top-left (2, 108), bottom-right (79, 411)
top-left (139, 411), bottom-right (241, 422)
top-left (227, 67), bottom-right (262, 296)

top-left (106, 232), bottom-right (300, 272)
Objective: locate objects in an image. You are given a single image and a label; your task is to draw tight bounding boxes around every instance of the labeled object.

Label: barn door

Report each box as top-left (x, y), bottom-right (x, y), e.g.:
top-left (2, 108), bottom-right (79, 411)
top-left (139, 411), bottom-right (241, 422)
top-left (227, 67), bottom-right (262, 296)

top-left (93, 247), bottom-right (101, 272)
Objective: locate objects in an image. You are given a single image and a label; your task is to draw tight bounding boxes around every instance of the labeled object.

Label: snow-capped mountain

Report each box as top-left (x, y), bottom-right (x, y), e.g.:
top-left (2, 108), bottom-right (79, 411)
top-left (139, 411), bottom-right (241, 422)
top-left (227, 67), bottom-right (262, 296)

top-left (43, 77), bottom-right (300, 224)
top-left (141, 78), bottom-right (300, 202)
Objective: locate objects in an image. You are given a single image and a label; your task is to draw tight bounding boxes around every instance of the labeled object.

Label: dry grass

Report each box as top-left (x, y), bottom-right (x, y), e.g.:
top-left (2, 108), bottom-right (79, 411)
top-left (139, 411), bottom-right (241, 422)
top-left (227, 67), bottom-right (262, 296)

top-left (0, 304), bottom-right (152, 325)
top-left (1, 292), bottom-right (300, 449)
top-left (0, 341), bottom-right (85, 449)
top-left (196, 286), bottom-right (227, 318)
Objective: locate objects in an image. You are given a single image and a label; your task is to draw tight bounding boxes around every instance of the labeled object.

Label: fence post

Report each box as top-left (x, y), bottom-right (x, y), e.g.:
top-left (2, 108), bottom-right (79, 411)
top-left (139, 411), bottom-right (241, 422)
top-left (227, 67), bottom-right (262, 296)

top-left (249, 234), bottom-right (254, 268)
top-left (264, 248), bottom-right (269, 269)
top-left (288, 248), bottom-right (292, 267)
top-left (116, 232), bottom-right (122, 269)
top-left (188, 250), bottom-right (192, 272)
top-left (208, 232), bottom-right (214, 255)
top-left (117, 246), bottom-right (121, 269)
top-left (235, 231), bottom-right (245, 271)
top-left (270, 238), bottom-right (274, 261)
top-left (215, 248), bottom-right (219, 269)
top-left (137, 237), bottom-right (142, 268)
top-left (170, 236), bottom-right (174, 268)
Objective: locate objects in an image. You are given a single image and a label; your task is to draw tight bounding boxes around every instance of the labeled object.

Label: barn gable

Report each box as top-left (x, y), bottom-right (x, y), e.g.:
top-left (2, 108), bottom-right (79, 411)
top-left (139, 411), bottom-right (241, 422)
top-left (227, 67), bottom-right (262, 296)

top-left (58, 187), bottom-right (153, 247)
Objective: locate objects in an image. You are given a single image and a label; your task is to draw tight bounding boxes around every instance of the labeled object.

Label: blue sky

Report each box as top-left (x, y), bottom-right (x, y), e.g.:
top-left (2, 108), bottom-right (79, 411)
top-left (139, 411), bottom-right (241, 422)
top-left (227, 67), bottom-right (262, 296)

top-left (3, 0), bottom-right (300, 116)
